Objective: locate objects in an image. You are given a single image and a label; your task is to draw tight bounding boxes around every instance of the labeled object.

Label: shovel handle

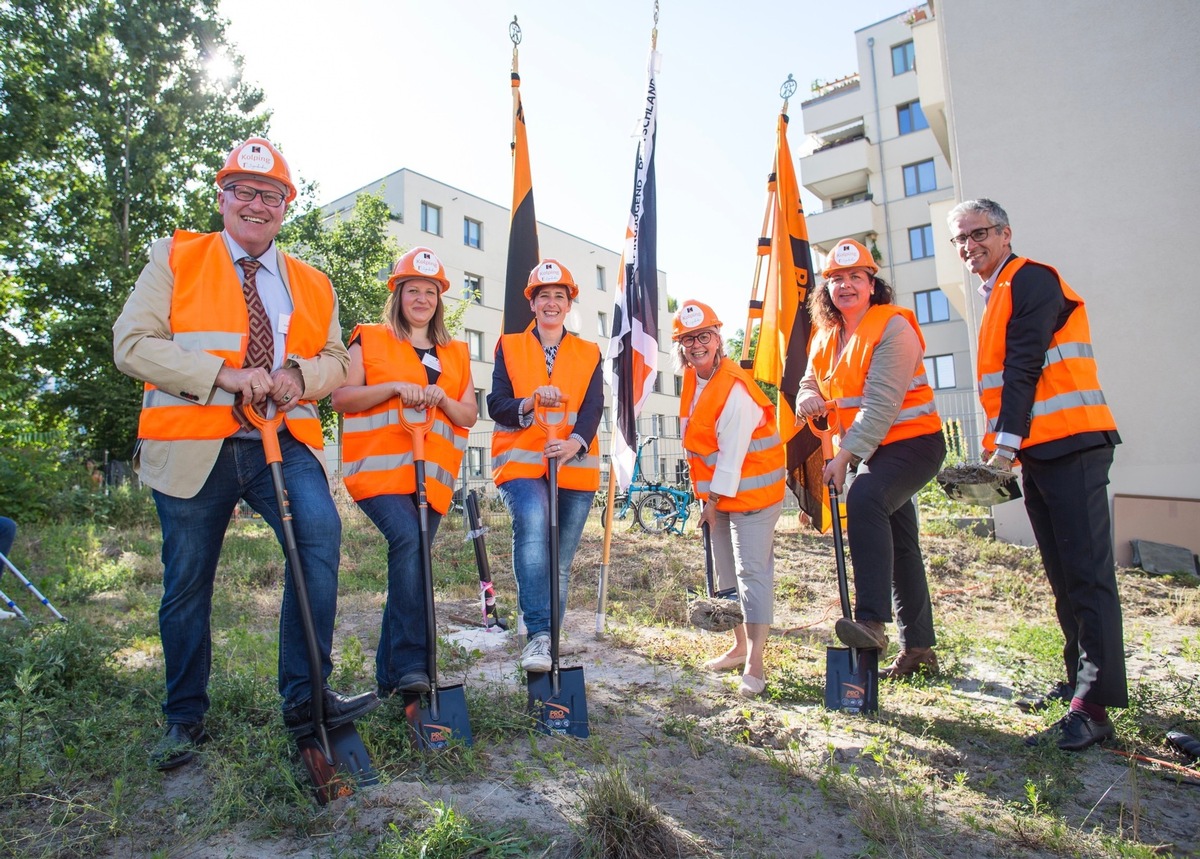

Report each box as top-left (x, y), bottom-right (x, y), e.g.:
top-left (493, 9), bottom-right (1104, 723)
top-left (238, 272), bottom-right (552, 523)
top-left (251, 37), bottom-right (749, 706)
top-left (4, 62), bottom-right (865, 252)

top-left (240, 401), bottom-right (284, 465)
top-left (805, 401), bottom-right (841, 464)
top-left (397, 402), bottom-right (435, 461)
top-left (532, 394), bottom-right (570, 443)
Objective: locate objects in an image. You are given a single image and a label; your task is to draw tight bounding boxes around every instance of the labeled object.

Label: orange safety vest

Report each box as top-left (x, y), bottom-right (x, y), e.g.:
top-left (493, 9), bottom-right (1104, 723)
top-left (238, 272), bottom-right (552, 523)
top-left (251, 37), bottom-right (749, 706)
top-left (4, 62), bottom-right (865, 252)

top-left (490, 324), bottom-right (601, 491)
top-left (808, 304), bottom-right (941, 446)
top-left (977, 257), bottom-right (1117, 450)
top-left (680, 358), bottom-right (785, 512)
top-left (137, 231), bottom-right (332, 449)
top-left (341, 325), bottom-right (470, 512)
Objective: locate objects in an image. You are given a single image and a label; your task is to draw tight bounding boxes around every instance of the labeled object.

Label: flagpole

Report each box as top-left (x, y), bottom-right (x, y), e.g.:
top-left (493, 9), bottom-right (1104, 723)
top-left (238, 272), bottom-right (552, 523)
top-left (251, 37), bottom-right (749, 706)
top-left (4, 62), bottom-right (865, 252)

top-left (597, 2), bottom-right (662, 639)
top-left (503, 16), bottom-right (539, 335)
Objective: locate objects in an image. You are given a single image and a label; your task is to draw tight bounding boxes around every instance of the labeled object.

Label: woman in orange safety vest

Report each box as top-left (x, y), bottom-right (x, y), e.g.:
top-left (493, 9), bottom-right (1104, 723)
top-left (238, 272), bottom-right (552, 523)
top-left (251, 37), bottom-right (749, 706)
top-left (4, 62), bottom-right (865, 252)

top-left (487, 259), bottom-right (603, 675)
top-left (676, 300), bottom-right (785, 698)
top-left (796, 239), bottom-right (946, 680)
top-left (332, 247), bottom-right (477, 697)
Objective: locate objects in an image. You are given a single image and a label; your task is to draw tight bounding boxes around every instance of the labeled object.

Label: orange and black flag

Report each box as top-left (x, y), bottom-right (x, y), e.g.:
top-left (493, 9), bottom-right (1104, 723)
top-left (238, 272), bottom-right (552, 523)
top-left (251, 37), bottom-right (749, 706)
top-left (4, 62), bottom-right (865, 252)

top-left (750, 111), bottom-right (830, 531)
top-left (503, 50), bottom-right (539, 334)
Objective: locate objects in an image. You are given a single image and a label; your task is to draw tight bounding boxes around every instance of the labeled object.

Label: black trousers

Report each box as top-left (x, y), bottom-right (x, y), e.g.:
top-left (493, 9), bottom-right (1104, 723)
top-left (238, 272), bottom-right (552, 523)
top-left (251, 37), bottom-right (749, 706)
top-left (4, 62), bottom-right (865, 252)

top-left (846, 431), bottom-right (946, 649)
top-left (1021, 445), bottom-right (1128, 708)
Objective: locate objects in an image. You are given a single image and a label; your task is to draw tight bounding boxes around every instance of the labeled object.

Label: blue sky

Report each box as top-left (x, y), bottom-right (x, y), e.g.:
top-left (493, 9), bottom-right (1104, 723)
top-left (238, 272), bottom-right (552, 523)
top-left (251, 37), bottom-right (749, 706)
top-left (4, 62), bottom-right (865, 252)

top-left (218, 0), bottom-right (912, 334)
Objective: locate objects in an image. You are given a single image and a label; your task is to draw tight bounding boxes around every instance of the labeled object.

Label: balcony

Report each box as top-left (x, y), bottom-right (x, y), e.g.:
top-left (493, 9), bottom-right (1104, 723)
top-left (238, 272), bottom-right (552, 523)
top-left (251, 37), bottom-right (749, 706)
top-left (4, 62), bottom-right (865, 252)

top-left (806, 199), bottom-right (878, 246)
top-left (801, 78), bottom-right (864, 137)
top-left (799, 136), bottom-right (870, 201)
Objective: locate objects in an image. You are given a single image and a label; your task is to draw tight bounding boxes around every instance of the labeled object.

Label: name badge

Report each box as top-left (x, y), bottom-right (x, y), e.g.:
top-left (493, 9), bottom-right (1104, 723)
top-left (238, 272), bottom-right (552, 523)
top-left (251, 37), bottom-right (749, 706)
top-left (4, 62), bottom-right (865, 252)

top-left (421, 351), bottom-right (442, 372)
top-left (278, 313), bottom-right (291, 335)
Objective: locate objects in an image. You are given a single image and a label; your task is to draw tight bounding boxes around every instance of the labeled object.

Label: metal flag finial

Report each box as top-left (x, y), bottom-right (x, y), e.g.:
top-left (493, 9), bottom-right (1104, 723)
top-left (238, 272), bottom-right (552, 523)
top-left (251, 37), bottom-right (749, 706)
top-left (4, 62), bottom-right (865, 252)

top-left (510, 16), bottom-right (522, 47)
top-left (780, 74), bottom-right (797, 101)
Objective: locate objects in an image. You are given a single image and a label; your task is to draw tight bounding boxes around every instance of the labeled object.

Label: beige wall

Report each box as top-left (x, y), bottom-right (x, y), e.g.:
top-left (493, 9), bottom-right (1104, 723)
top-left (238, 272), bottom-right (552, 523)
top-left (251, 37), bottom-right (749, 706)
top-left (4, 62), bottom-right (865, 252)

top-left (937, 0), bottom-right (1200, 551)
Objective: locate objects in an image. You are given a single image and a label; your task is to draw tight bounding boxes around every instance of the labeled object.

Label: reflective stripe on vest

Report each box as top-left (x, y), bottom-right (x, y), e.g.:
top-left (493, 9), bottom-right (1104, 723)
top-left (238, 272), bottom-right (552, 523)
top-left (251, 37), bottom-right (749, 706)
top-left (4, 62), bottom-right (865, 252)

top-left (136, 230), bottom-right (333, 450)
top-left (680, 358), bottom-right (785, 513)
top-left (976, 258), bottom-right (1117, 449)
top-left (490, 325), bottom-right (601, 492)
top-left (340, 325), bottom-right (471, 512)
top-left (808, 304), bottom-right (942, 447)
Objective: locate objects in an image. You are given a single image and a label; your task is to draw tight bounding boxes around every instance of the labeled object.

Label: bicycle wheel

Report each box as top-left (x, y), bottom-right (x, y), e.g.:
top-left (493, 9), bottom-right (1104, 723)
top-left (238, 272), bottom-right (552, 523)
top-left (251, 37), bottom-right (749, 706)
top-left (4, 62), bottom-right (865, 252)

top-left (636, 491), bottom-right (677, 534)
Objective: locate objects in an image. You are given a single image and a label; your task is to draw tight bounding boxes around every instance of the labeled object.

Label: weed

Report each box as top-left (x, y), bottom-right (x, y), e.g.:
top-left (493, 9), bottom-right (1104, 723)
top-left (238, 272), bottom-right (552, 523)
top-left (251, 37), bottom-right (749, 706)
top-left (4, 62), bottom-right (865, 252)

top-left (373, 800), bottom-right (542, 858)
top-left (573, 763), bottom-right (707, 859)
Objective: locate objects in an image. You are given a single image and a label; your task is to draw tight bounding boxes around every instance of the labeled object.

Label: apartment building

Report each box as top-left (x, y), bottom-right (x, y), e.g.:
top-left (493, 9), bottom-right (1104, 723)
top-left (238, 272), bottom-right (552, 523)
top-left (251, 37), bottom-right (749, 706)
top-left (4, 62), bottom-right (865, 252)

top-left (322, 169), bottom-right (684, 488)
top-left (798, 9), bottom-right (975, 446)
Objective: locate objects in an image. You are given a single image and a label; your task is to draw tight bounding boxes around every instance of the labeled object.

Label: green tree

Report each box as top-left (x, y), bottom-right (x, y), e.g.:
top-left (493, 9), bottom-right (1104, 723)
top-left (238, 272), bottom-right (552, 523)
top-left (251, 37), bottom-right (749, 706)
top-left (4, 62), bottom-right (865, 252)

top-left (0, 0), bottom-right (265, 456)
top-left (722, 326), bottom-right (778, 403)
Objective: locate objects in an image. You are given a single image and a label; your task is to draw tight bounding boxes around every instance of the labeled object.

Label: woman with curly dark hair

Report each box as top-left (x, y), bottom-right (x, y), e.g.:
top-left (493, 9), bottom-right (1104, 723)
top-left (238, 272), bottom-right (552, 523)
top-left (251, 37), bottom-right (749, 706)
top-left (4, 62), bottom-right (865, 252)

top-left (796, 238), bottom-right (946, 679)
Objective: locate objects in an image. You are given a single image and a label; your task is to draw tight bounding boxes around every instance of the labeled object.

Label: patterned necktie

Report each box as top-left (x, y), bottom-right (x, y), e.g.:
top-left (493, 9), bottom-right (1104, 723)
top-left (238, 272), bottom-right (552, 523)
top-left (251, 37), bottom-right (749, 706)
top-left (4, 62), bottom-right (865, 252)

top-left (239, 258), bottom-right (274, 370)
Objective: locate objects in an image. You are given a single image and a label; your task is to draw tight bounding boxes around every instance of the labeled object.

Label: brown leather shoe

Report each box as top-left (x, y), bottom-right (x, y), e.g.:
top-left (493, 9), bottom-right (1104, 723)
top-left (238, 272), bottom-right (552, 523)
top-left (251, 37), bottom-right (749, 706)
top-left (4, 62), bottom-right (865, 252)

top-left (880, 647), bottom-right (939, 679)
top-left (834, 618), bottom-right (887, 650)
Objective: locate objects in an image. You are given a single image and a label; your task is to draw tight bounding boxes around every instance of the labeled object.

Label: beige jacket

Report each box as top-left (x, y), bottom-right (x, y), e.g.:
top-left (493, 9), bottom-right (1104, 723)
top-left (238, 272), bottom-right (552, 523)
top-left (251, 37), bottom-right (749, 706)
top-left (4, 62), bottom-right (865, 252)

top-left (113, 233), bottom-right (349, 499)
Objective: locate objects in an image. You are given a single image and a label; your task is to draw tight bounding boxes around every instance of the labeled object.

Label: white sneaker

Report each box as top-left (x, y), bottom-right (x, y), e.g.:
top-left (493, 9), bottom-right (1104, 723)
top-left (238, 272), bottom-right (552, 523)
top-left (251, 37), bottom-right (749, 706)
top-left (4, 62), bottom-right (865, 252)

top-left (520, 634), bottom-right (552, 672)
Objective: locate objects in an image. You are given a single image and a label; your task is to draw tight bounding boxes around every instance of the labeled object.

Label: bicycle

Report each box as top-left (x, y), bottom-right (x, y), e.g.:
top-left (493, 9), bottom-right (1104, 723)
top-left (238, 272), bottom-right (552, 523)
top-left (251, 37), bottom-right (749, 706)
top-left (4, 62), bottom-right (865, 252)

top-left (600, 435), bottom-right (659, 529)
top-left (634, 482), bottom-right (695, 535)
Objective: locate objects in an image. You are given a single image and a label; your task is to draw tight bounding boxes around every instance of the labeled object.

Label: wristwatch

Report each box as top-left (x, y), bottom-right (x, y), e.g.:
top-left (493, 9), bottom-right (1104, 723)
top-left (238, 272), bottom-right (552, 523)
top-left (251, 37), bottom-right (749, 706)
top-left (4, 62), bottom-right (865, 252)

top-left (992, 446), bottom-right (1016, 464)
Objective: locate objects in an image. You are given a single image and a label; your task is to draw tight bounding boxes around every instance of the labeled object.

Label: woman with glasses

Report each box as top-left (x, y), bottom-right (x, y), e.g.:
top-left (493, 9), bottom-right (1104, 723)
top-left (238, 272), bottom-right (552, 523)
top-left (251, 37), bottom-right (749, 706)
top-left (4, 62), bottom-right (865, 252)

top-left (332, 247), bottom-right (478, 698)
top-left (795, 238), bottom-right (946, 679)
top-left (674, 300), bottom-right (785, 698)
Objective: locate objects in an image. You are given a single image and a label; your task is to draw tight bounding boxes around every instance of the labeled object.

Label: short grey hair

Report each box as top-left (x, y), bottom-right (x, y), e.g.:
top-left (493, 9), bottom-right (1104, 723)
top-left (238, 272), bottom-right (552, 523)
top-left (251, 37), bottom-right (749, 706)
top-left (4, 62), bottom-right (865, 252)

top-left (673, 327), bottom-right (723, 372)
top-left (947, 198), bottom-right (1009, 229)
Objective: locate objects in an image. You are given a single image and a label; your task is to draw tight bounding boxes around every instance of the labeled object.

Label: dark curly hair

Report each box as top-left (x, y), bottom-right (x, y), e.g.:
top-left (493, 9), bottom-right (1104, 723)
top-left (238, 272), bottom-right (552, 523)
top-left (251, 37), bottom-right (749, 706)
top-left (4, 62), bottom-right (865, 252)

top-left (806, 272), bottom-right (895, 332)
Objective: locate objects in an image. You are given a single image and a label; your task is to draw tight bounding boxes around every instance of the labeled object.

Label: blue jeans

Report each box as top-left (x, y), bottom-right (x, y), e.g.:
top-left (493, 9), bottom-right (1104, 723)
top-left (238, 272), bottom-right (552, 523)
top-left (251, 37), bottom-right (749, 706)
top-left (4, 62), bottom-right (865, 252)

top-left (356, 493), bottom-right (442, 692)
top-left (498, 477), bottom-right (594, 640)
top-left (153, 433), bottom-right (341, 723)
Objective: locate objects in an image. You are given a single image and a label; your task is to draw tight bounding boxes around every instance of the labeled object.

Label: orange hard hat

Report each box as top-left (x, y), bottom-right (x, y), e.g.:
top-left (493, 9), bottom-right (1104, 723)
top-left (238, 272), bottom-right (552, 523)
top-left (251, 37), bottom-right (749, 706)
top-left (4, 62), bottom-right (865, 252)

top-left (821, 238), bottom-right (879, 278)
top-left (524, 259), bottom-right (579, 300)
top-left (672, 300), bottom-right (723, 341)
top-left (387, 247), bottom-right (450, 293)
top-left (215, 137), bottom-right (297, 203)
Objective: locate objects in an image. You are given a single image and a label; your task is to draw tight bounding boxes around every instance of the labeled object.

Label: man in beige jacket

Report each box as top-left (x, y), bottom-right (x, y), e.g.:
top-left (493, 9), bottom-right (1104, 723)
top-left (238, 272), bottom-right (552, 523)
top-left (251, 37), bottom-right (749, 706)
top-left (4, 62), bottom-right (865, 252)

top-left (114, 137), bottom-right (377, 771)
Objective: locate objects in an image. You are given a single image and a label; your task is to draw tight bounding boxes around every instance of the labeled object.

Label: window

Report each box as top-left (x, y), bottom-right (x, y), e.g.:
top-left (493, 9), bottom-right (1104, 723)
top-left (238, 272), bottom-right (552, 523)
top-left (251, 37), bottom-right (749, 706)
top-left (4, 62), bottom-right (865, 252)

top-left (908, 224), bottom-right (935, 260)
top-left (653, 372), bottom-right (663, 394)
top-left (897, 100), bottom-right (928, 135)
top-left (467, 447), bottom-right (486, 478)
top-left (891, 40), bottom-right (915, 75)
top-left (420, 202), bottom-right (441, 235)
top-left (923, 354), bottom-right (956, 389)
top-left (596, 265), bottom-right (606, 291)
top-left (597, 311), bottom-right (608, 337)
top-left (466, 329), bottom-right (484, 360)
top-left (463, 273), bottom-right (482, 304)
top-left (903, 160), bottom-right (936, 196)
top-left (673, 374), bottom-right (683, 396)
top-left (474, 388), bottom-right (486, 419)
top-left (602, 407), bottom-right (611, 432)
top-left (464, 217), bottom-right (482, 249)
top-left (915, 289), bottom-right (950, 325)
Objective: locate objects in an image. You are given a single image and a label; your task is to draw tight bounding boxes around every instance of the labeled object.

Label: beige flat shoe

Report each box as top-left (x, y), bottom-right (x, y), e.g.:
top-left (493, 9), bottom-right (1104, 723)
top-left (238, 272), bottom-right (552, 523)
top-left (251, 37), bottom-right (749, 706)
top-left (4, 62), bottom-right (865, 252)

top-left (738, 673), bottom-right (766, 698)
top-left (703, 653), bottom-right (746, 673)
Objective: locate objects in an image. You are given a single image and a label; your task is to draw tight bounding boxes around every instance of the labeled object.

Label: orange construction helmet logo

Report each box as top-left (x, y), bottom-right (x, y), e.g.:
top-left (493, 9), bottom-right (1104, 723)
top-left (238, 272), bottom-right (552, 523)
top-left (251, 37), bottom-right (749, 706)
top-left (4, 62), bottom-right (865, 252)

top-left (387, 247), bottom-right (450, 293)
top-left (524, 259), bottom-right (579, 300)
top-left (672, 300), bottom-right (723, 341)
top-left (822, 238), bottom-right (879, 278)
top-left (215, 137), bottom-right (298, 203)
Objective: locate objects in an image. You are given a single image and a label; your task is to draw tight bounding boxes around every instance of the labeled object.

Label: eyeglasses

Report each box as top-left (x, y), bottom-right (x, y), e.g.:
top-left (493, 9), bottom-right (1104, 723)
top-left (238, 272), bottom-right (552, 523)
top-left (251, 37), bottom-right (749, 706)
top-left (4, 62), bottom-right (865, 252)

top-left (949, 224), bottom-right (1004, 247)
top-left (224, 184), bottom-right (286, 207)
top-left (679, 331), bottom-right (716, 348)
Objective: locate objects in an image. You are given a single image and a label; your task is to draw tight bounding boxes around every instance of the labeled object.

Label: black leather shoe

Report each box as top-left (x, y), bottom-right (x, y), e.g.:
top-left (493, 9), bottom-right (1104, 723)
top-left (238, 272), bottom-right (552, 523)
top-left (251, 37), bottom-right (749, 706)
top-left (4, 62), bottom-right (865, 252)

top-left (1024, 710), bottom-right (1114, 751)
top-left (1015, 680), bottom-right (1073, 713)
top-left (283, 686), bottom-right (381, 737)
top-left (150, 722), bottom-right (210, 771)
top-left (397, 671), bottom-right (431, 693)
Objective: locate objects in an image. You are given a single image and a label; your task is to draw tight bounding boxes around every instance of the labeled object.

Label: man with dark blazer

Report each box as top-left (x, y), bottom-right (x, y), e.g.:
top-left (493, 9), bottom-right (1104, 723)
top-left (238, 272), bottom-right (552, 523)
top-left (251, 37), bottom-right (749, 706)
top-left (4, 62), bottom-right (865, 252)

top-left (948, 198), bottom-right (1126, 751)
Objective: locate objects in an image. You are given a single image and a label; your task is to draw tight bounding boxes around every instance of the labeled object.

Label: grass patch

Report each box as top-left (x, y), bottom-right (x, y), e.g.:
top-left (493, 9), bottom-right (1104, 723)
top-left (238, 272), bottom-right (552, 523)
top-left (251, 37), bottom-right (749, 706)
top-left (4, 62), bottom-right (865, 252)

top-left (573, 763), bottom-right (708, 859)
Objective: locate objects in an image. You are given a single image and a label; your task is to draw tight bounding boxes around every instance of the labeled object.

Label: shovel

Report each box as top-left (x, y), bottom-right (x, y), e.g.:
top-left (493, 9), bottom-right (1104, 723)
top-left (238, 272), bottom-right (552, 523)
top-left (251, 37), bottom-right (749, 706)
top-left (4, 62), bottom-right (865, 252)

top-left (242, 404), bottom-right (378, 803)
top-left (809, 404), bottom-right (878, 716)
top-left (465, 489), bottom-right (506, 631)
top-left (527, 396), bottom-right (589, 738)
top-left (397, 404), bottom-right (473, 750)
top-left (687, 519), bottom-right (743, 633)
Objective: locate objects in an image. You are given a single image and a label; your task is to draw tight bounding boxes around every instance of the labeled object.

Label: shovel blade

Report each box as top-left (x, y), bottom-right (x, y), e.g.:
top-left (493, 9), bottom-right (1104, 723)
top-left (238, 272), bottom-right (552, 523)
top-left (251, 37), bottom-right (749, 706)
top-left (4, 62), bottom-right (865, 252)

top-left (528, 666), bottom-right (589, 738)
top-left (296, 722), bottom-right (378, 805)
top-left (824, 646), bottom-right (879, 715)
top-left (404, 684), bottom-right (474, 750)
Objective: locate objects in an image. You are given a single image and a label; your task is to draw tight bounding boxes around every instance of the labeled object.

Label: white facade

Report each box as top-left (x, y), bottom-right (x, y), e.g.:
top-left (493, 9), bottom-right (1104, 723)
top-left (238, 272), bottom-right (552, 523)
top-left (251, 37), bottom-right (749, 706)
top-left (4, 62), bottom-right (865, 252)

top-left (915, 0), bottom-right (1200, 558)
top-left (322, 169), bottom-right (682, 481)
top-left (799, 9), bottom-right (975, 434)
